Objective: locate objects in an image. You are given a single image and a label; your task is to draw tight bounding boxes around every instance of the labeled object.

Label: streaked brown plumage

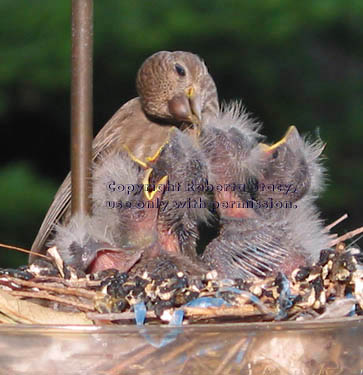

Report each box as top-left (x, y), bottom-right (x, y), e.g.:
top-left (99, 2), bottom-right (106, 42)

top-left (30, 51), bottom-right (219, 262)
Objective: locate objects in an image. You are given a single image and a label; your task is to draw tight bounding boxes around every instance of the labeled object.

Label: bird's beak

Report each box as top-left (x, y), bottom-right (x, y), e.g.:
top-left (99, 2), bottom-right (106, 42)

top-left (122, 145), bottom-right (149, 169)
top-left (168, 86), bottom-right (202, 130)
top-left (186, 86), bottom-right (202, 125)
top-left (143, 168), bottom-right (168, 201)
top-left (262, 126), bottom-right (299, 155)
top-left (146, 128), bottom-right (175, 163)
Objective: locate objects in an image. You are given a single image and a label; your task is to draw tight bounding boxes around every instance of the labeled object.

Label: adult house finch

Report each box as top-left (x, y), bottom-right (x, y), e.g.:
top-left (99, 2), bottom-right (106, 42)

top-left (201, 112), bottom-right (330, 279)
top-left (51, 150), bottom-right (207, 277)
top-left (146, 128), bottom-right (213, 260)
top-left (30, 51), bottom-right (219, 262)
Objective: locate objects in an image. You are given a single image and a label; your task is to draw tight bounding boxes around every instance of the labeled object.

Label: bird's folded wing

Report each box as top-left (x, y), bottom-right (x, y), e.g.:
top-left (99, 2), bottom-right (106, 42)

top-left (203, 225), bottom-right (291, 280)
top-left (30, 99), bottom-right (141, 259)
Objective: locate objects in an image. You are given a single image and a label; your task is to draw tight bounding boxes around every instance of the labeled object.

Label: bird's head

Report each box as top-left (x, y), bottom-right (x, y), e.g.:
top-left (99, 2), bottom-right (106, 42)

top-left (91, 150), bottom-right (167, 252)
top-left (136, 51), bottom-right (219, 132)
top-left (258, 126), bottom-right (311, 202)
top-left (147, 128), bottom-right (212, 225)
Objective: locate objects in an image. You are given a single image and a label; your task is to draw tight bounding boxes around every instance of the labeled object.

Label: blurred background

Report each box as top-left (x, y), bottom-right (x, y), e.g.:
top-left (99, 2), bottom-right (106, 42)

top-left (0, 0), bottom-right (362, 266)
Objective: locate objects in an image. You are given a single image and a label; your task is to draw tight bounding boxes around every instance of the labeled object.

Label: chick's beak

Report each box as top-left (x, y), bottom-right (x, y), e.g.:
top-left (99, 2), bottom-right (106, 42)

top-left (168, 86), bottom-right (202, 128)
top-left (261, 126), bottom-right (299, 157)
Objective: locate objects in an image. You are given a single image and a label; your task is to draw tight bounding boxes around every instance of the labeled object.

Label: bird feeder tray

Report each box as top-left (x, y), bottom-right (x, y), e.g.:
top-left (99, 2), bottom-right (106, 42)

top-left (0, 318), bottom-right (361, 374)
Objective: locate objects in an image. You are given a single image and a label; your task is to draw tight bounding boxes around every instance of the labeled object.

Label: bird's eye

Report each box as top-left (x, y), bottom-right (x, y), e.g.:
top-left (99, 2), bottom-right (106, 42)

top-left (175, 63), bottom-right (186, 77)
top-left (272, 150), bottom-right (279, 159)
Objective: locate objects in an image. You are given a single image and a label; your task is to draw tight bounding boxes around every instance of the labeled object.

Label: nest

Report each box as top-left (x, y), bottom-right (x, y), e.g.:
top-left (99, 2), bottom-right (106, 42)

top-left (0, 223), bottom-right (362, 374)
top-left (0, 239), bottom-right (362, 326)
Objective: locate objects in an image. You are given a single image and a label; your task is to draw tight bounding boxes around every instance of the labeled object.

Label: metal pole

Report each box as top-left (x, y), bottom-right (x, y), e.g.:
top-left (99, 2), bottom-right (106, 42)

top-left (71, 0), bottom-right (93, 216)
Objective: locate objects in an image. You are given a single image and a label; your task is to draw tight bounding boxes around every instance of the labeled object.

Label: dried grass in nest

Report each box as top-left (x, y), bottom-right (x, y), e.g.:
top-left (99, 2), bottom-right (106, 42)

top-left (0, 215), bottom-right (362, 326)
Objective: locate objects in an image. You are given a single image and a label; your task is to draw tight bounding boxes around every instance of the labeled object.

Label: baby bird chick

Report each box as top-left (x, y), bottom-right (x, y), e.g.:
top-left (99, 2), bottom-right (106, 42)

top-left (256, 126), bottom-right (329, 263)
top-left (147, 128), bottom-right (213, 260)
top-left (51, 148), bottom-right (208, 277)
top-left (254, 125), bottom-right (326, 208)
top-left (51, 151), bottom-right (164, 273)
top-left (251, 126), bottom-right (329, 262)
top-left (199, 101), bottom-right (264, 220)
top-left (202, 109), bottom-right (329, 279)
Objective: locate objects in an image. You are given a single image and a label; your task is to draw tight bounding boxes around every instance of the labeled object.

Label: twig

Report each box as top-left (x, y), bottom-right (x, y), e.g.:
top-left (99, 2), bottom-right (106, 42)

top-left (0, 243), bottom-right (50, 260)
top-left (347, 234), bottom-right (363, 248)
top-left (3, 276), bottom-right (98, 298)
top-left (183, 305), bottom-right (272, 320)
top-left (324, 213), bottom-right (348, 232)
top-left (9, 290), bottom-right (94, 311)
top-left (330, 226), bottom-right (363, 247)
top-left (87, 311), bottom-right (156, 321)
top-left (34, 276), bottom-right (102, 288)
top-left (47, 246), bottom-right (65, 277)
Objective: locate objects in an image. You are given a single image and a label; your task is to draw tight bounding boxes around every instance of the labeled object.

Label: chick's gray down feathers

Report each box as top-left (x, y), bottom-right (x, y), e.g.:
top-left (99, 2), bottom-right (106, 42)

top-left (30, 51), bottom-right (219, 262)
top-left (147, 128), bottom-right (213, 260)
top-left (51, 147), bottom-right (209, 276)
top-left (200, 101), bottom-right (264, 188)
top-left (201, 105), bottom-right (330, 279)
top-left (199, 101), bottom-right (265, 220)
top-left (50, 151), bottom-right (154, 272)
